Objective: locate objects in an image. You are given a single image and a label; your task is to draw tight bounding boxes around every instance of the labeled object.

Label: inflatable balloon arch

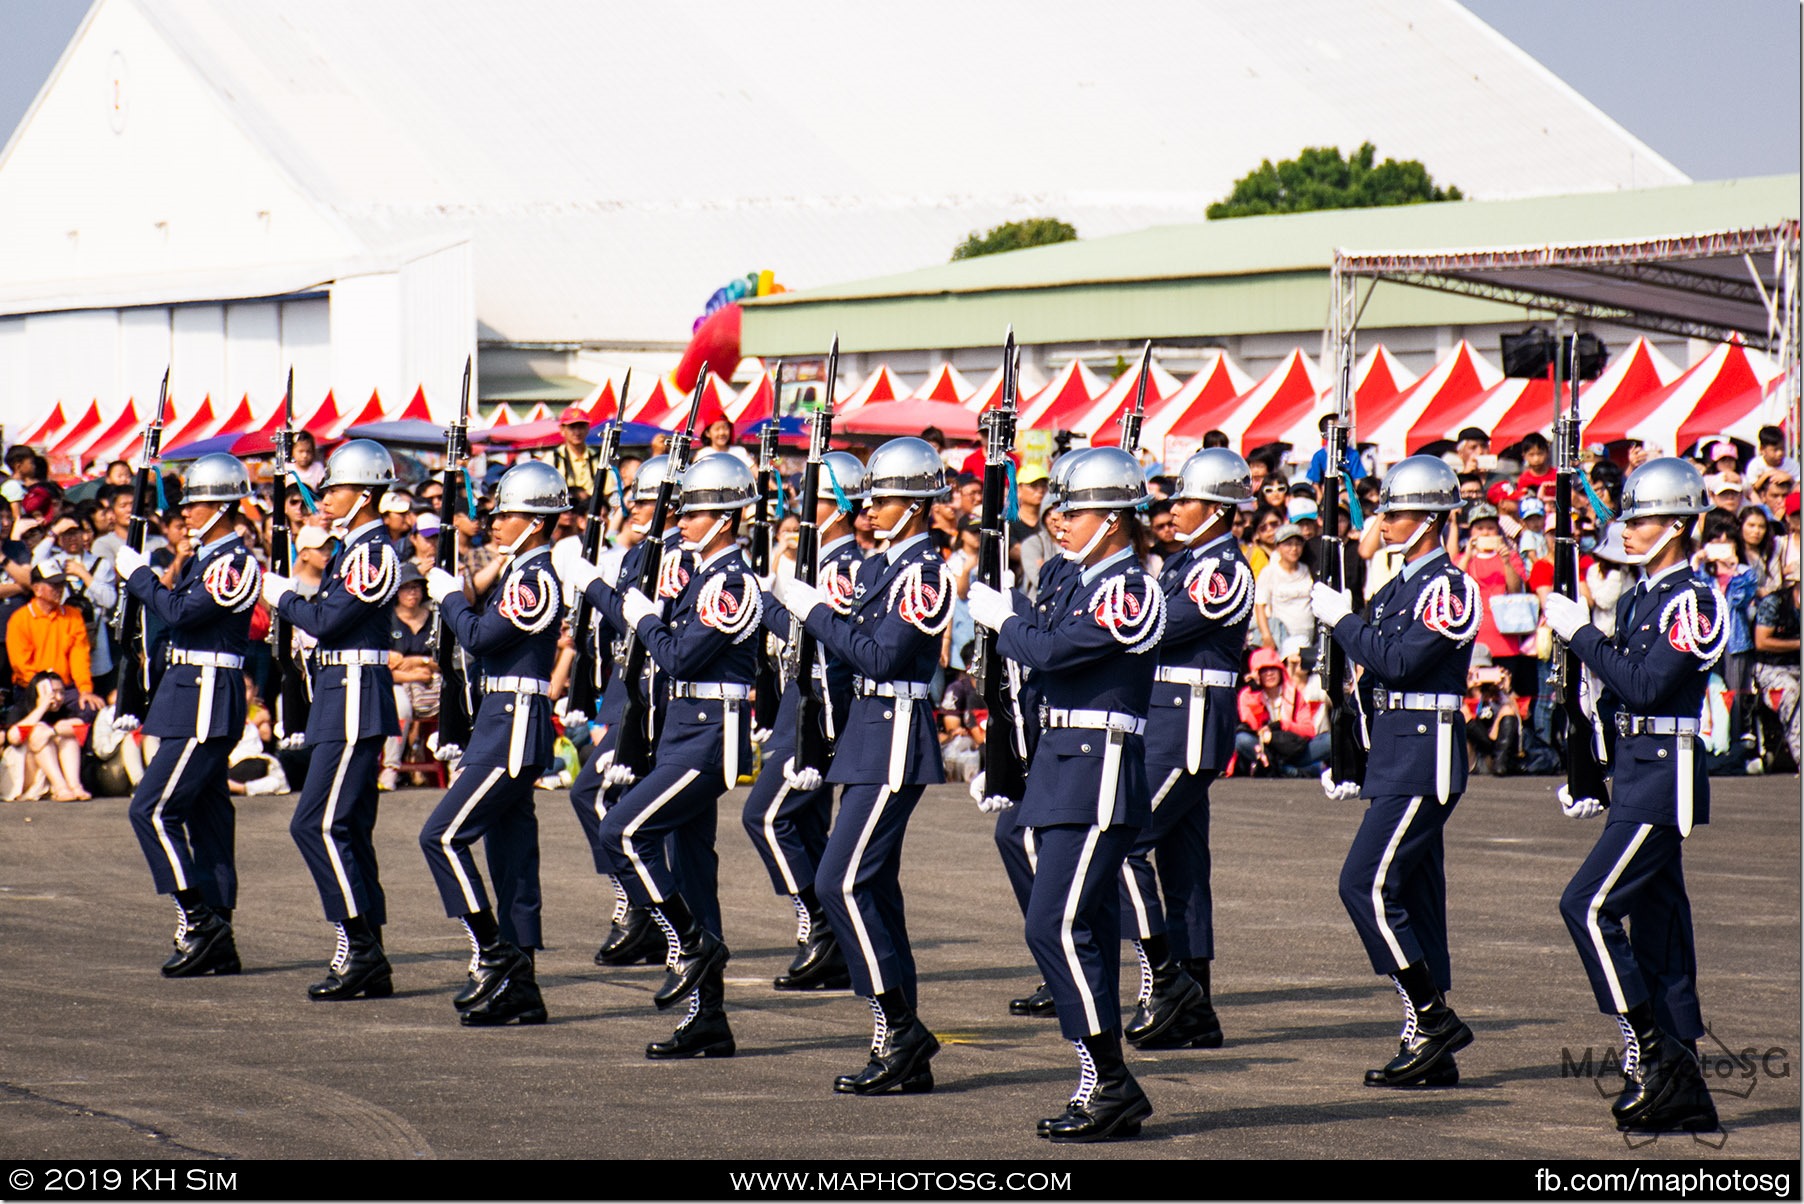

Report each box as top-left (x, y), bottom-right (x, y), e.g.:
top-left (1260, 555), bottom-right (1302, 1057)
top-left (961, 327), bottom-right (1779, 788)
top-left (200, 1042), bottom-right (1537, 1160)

top-left (694, 270), bottom-right (785, 332)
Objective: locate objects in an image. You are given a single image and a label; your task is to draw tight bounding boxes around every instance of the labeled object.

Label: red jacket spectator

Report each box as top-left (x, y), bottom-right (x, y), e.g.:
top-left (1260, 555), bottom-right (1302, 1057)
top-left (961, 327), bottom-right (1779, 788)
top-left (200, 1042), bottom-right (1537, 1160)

top-left (1236, 648), bottom-right (1319, 739)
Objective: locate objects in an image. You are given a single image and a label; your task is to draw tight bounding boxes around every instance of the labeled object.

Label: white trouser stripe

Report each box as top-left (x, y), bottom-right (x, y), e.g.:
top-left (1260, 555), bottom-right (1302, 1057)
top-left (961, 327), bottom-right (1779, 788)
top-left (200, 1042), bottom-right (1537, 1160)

top-left (440, 767), bottom-right (506, 913)
top-left (1061, 825), bottom-right (1105, 1036)
top-left (150, 740), bottom-right (197, 892)
top-left (1119, 771), bottom-right (1177, 941)
top-left (842, 786), bottom-right (893, 994)
top-left (1588, 823), bottom-right (1654, 1012)
top-left (322, 741), bottom-right (360, 918)
top-left (1023, 827), bottom-right (1038, 875)
top-left (1149, 766), bottom-right (1182, 811)
top-left (1370, 795), bottom-right (1424, 970)
top-left (762, 779), bottom-right (800, 895)
top-left (194, 667), bottom-right (216, 742)
top-left (621, 769), bottom-right (700, 904)
top-left (344, 664), bottom-right (362, 742)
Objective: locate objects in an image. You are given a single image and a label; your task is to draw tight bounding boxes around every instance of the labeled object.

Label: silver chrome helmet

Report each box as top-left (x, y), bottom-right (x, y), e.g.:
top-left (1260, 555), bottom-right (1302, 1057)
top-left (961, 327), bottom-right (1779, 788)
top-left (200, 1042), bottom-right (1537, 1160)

top-left (321, 439), bottom-right (397, 490)
top-left (1059, 446), bottom-right (1150, 511)
top-left (1173, 448), bottom-right (1253, 505)
top-left (680, 453), bottom-right (757, 513)
top-left (1044, 452), bottom-right (1079, 512)
top-left (865, 437), bottom-right (948, 499)
top-left (816, 450), bottom-right (870, 505)
top-left (1618, 457), bottom-right (1708, 522)
top-left (182, 452), bottom-right (253, 503)
top-left (631, 454), bottom-right (672, 504)
top-left (493, 460), bottom-right (570, 515)
top-left (1374, 455), bottom-right (1461, 514)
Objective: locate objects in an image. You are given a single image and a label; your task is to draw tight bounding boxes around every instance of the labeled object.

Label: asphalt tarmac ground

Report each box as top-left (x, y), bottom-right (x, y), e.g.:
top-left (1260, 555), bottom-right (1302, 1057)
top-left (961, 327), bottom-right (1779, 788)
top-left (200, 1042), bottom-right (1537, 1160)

top-left (1, 773), bottom-right (1797, 1163)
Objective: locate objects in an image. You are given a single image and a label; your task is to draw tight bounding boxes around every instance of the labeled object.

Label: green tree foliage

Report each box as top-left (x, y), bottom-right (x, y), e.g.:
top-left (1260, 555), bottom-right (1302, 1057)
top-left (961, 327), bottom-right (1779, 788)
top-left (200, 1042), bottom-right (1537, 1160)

top-left (1206, 143), bottom-right (1462, 219)
top-left (951, 217), bottom-right (1078, 261)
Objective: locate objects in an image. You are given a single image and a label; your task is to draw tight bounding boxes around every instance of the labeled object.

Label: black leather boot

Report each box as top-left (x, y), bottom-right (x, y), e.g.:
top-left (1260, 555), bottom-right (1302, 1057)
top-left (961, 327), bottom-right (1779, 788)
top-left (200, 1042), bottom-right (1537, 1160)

top-left (162, 897), bottom-right (241, 978)
top-left (1612, 1005), bottom-right (1718, 1132)
top-left (835, 993), bottom-right (938, 1095)
top-left (1124, 939), bottom-right (1204, 1047)
top-left (460, 964), bottom-right (548, 1027)
top-left (1009, 982), bottom-right (1056, 1017)
top-left (1367, 967), bottom-right (1471, 1086)
top-left (308, 918), bottom-right (392, 1000)
top-left (1365, 1059), bottom-right (1459, 1087)
top-left (776, 929), bottom-right (850, 990)
top-left (596, 906), bottom-right (662, 966)
top-left (1042, 1030), bottom-right (1152, 1143)
top-left (651, 897), bottom-right (728, 1011)
top-left (453, 912), bottom-right (531, 1014)
top-left (647, 963), bottom-right (735, 1058)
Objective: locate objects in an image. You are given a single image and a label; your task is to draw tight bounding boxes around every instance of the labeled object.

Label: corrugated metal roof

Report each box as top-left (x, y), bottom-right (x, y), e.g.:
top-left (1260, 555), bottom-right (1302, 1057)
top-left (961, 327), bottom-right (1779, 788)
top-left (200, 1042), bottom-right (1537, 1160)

top-left (97, 0), bottom-right (1688, 344)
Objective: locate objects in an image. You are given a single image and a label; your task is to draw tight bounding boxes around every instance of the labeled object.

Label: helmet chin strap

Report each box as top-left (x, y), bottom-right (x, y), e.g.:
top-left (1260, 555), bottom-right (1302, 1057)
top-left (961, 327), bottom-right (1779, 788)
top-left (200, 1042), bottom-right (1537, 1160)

top-left (872, 501), bottom-right (920, 543)
top-left (186, 505), bottom-right (229, 545)
top-left (1627, 520), bottom-right (1684, 568)
top-left (680, 512), bottom-right (730, 553)
top-left (1062, 512), bottom-right (1120, 562)
top-left (821, 508), bottom-right (850, 538)
top-left (1382, 513), bottom-right (1439, 559)
top-left (329, 489), bottom-right (373, 538)
top-left (499, 517), bottom-right (544, 558)
top-left (1177, 505), bottom-right (1225, 546)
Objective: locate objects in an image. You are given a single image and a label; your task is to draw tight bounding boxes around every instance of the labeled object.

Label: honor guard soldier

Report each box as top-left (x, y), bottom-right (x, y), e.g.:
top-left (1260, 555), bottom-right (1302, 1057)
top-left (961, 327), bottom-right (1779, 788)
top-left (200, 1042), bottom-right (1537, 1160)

top-left (559, 455), bottom-right (699, 966)
top-left (263, 439), bottom-right (403, 1001)
top-left (742, 450), bottom-right (868, 992)
top-left (1309, 455), bottom-right (1479, 1087)
top-left (1543, 458), bottom-right (1722, 1134)
top-left (418, 461), bottom-right (567, 1026)
top-left (968, 446), bottom-right (1166, 1142)
top-left (117, 454), bottom-right (262, 976)
top-left (982, 452), bottom-right (1080, 1020)
top-left (770, 437), bottom-right (953, 1095)
top-left (567, 453), bottom-right (761, 1059)
top-left (1123, 447), bottom-right (1255, 1050)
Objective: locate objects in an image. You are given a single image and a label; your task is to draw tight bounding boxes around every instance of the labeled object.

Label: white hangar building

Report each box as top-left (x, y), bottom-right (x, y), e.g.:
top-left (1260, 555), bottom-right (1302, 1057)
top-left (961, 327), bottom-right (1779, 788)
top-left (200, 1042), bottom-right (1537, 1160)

top-left (0, 0), bottom-right (1686, 443)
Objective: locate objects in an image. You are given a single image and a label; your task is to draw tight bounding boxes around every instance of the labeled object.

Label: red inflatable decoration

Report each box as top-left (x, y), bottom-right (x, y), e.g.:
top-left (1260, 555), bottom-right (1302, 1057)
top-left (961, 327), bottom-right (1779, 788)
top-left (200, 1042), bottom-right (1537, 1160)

top-left (676, 303), bottom-right (742, 392)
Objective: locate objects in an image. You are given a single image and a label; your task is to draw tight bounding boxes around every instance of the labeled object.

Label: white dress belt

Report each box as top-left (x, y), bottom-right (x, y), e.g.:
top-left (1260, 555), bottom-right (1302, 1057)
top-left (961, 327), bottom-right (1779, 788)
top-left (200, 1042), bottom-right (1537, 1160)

top-left (1039, 707), bottom-right (1146, 735)
top-left (1374, 691), bottom-right (1464, 712)
top-left (670, 682), bottom-right (753, 700)
top-left (485, 676), bottom-right (551, 695)
top-left (1155, 666), bottom-right (1237, 687)
top-left (315, 649), bottom-right (388, 666)
top-left (855, 677), bottom-right (934, 700)
top-left (1615, 715), bottom-right (1701, 736)
top-left (168, 649), bottom-right (244, 669)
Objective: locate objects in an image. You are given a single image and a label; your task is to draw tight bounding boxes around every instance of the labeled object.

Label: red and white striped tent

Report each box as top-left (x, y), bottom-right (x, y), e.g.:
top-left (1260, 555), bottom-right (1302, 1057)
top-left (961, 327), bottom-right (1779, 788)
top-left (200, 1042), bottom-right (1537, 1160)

top-left (19, 402), bottom-right (68, 447)
top-left (74, 399), bottom-right (149, 468)
top-left (1363, 341), bottom-right (1501, 463)
top-left (728, 372), bottom-right (774, 438)
top-left (626, 372), bottom-right (737, 430)
top-left (1445, 335), bottom-right (1678, 455)
top-left (1178, 349), bottom-right (1323, 454)
top-left (1580, 338), bottom-right (1711, 449)
top-left (1018, 358), bottom-right (1105, 430)
top-left (838, 364), bottom-right (912, 413)
top-left (1131, 353), bottom-right (1253, 454)
top-left (480, 403), bottom-right (519, 431)
top-left (47, 400), bottom-right (102, 460)
top-left (158, 395), bottom-right (218, 450)
top-left (332, 389), bottom-right (387, 437)
top-left (962, 360), bottom-right (1048, 413)
top-left (1625, 341), bottom-right (1781, 456)
top-left (911, 362), bottom-right (973, 405)
top-left (392, 386), bottom-right (433, 423)
top-left (210, 394), bottom-right (257, 438)
top-left (1256, 345), bottom-right (1415, 458)
top-left (1067, 357), bottom-right (1182, 441)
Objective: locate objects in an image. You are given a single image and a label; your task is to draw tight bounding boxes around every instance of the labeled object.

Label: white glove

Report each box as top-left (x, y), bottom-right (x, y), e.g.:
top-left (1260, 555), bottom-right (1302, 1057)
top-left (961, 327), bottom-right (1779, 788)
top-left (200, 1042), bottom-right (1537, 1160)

top-left (756, 574), bottom-right (775, 595)
top-left (1543, 592), bottom-right (1588, 642)
top-left (621, 588), bottom-right (660, 631)
top-left (114, 544), bottom-right (149, 580)
top-left (262, 572), bottom-right (295, 608)
top-left (111, 711), bottom-right (141, 734)
top-left (772, 574), bottom-right (824, 622)
top-left (562, 555), bottom-right (604, 594)
top-left (782, 757), bottom-right (823, 791)
top-left (1321, 768), bottom-right (1361, 801)
top-left (968, 771), bottom-right (1016, 814)
top-left (751, 726), bottom-right (774, 747)
top-left (602, 756), bottom-right (639, 787)
top-left (1557, 784), bottom-right (1604, 820)
top-left (1310, 582), bottom-right (1353, 628)
top-left (426, 567), bottom-right (462, 603)
top-left (967, 581), bottom-right (1016, 631)
top-left (999, 568), bottom-right (1016, 591)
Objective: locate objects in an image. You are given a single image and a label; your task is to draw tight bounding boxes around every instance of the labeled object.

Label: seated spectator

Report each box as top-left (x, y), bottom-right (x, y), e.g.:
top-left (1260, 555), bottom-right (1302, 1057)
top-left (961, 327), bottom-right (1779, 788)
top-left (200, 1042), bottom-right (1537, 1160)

top-left (227, 673), bottom-right (289, 796)
top-left (1254, 522), bottom-right (1314, 651)
top-left (1515, 432), bottom-right (1556, 499)
top-left (1755, 424), bottom-right (1799, 483)
top-left (1233, 647), bottom-right (1327, 776)
top-left (3, 671), bottom-right (90, 800)
top-left (7, 564), bottom-right (102, 716)
top-left (1752, 570), bottom-right (1800, 771)
top-left (1457, 505), bottom-right (1534, 689)
top-left (1463, 647), bottom-right (1522, 777)
top-left (1513, 497), bottom-right (1549, 564)
top-left (383, 564), bottom-right (441, 790)
top-left (1695, 510), bottom-right (1762, 752)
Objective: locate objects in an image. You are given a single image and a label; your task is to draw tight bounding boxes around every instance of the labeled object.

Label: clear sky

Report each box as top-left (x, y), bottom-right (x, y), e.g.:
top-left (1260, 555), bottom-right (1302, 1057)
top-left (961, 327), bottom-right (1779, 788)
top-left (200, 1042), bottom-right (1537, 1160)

top-left (1, 0), bottom-right (1799, 182)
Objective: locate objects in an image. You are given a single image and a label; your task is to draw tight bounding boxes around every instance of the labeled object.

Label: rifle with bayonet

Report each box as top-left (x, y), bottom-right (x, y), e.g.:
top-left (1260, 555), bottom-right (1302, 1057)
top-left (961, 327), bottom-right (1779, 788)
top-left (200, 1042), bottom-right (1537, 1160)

top-left (1119, 340), bottom-right (1151, 454)
top-left (1318, 333), bottom-right (1367, 789)
top-left (111, 368), bottom-right (170, 730)
top-left (266, 366), bottom-right (312, 743)
top-left (430, 356), bottom-right (475, 761)
top-left (565, 369), bottom-right (630, 723)
top-left (750, 365), bottom-right (783, 732)
top-left (973, 329), bottom-right (1028, 805)
top-left (1549, 331), bottom-right (1610, 807)
top-left (789, 340), bottom-right (838, 779)
top-left (613, 367), bottom-right (709, 778)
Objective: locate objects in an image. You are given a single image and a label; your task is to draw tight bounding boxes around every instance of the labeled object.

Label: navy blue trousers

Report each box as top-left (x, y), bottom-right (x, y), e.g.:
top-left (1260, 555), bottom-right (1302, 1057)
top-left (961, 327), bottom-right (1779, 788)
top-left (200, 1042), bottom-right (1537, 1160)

top-left (995, 806), bottom-right (1035, 917)
top-left (290, 737), bottom-right (387, 925)
top-left (1338, 792), bottom-right (1458, 990)
top-left (817, 782), bottom-right (925, 1004)
top-left (128, 736), bottom-right (236, 907)
top-left (599, 762), bottom-right (724, 939)
top-left (741, 733), bottom-right (833, 897)
top-left (1119, 762), bottom-right (1216, 962)
top-left (419, 763), bottom-right (544, 949)
top-left (1026, 822), bottom-right (1138, 1041)
top-left (1558, 818), bottom-right (1702, 1041)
